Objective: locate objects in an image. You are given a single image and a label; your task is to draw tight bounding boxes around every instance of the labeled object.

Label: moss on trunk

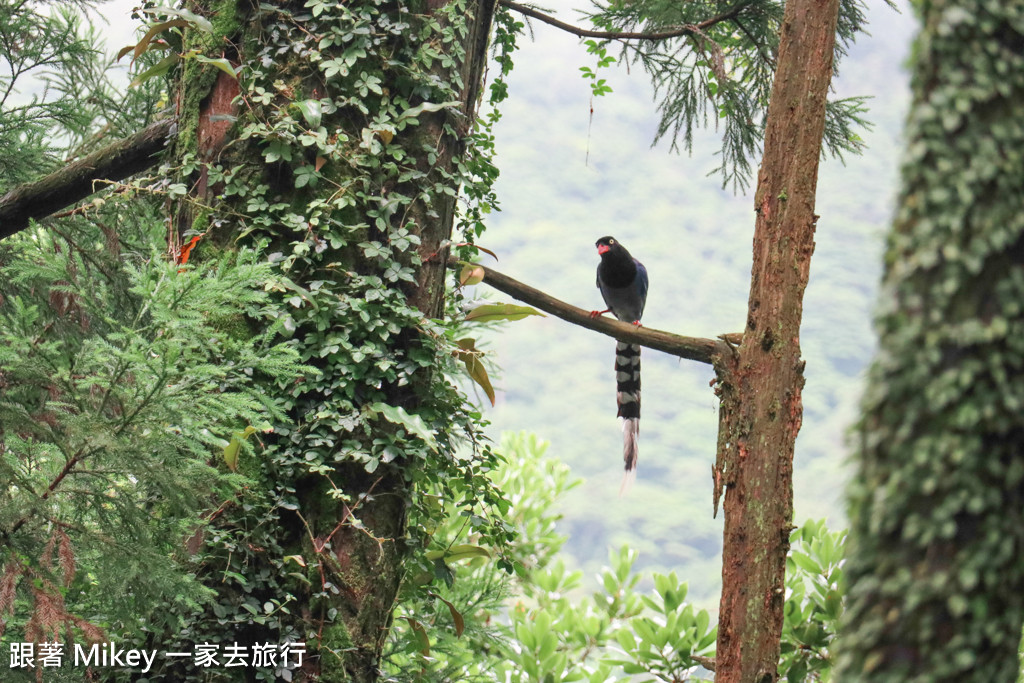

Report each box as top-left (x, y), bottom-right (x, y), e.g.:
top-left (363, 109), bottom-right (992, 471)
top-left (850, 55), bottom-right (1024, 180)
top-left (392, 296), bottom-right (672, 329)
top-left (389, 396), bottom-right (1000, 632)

top-left (151, 0), bottom-right (499, 679)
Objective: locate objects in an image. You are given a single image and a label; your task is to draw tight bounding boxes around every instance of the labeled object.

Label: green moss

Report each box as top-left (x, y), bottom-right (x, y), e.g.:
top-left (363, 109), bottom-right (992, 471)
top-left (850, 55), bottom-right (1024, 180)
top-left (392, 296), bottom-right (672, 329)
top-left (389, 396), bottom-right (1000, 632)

top-left (319, 619), bottom-right (355, 679)
top-left (209, 0), bottom-right (242, 39)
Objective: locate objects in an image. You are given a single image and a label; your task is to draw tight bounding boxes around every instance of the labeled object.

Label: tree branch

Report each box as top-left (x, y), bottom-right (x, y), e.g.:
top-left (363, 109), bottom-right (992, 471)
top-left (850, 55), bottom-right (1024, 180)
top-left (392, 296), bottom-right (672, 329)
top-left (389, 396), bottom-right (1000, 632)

top-left (0, 118), bottom-right (175, 240)
top-left (498, 0), bottom-right (745, 41)
top-left (5, 446), bottom-right (90, 540)
top-left (453, 258), bottom-right (738, 365)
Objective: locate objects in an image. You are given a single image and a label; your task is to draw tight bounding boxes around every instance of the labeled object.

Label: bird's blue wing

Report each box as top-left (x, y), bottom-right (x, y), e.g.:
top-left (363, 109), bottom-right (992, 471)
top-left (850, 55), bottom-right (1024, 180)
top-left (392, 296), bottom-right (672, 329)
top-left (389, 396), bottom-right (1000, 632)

top-left (634, 259), bottom-right (649, 319)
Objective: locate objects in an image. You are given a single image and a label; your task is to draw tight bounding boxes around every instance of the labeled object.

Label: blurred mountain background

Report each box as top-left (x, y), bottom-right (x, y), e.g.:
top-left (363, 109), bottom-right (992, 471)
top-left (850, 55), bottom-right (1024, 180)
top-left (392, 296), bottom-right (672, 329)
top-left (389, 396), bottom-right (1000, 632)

top-left (468, 0), bottom-right (918, 609)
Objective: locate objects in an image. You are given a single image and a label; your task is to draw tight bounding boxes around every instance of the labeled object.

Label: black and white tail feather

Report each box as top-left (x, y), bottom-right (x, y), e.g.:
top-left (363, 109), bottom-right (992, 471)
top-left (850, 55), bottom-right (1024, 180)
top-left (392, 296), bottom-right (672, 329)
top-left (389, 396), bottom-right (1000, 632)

top-left (592, 236), bottom-right (649, 495)
top-left (615, 341), bottom-right (641, 494)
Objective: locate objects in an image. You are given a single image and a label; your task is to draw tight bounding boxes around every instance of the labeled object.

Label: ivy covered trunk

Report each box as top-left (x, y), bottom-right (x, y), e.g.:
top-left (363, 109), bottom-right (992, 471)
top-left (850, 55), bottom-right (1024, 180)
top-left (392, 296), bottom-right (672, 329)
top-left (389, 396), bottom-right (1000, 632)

top-left (835, 2), bottom-right (1024, 681)
top-left (710, 0), bottom-right (839, 680)
top-left (153, 0), bottom-right (501, 679)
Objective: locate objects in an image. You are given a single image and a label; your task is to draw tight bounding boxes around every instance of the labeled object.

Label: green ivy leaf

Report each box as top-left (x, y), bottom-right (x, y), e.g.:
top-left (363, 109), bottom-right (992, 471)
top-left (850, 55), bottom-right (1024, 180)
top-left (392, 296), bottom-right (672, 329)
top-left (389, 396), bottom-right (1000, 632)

top-left (293, 99), bottom-right (323, 128)
top-left (367, 402), bottom-right (439, 452)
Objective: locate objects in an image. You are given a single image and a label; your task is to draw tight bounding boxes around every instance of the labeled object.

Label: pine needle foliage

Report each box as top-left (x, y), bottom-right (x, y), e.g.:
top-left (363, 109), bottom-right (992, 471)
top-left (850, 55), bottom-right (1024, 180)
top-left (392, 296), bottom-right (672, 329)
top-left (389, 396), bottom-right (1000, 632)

top-left (0, 0), bottom-right (99, 189)
top-left (0, 0), bottom-right (168, 193)
top-left (0, 212), bottom-right (310, 644)
top-left (581, 0), bottom-right (892, 190)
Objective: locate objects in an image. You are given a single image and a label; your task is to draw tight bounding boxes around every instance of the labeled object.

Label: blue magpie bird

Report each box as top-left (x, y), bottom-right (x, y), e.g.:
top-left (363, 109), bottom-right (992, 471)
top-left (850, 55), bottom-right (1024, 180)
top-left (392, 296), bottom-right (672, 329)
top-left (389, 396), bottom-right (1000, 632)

top-left (590, 236), bottom-right (648, 491)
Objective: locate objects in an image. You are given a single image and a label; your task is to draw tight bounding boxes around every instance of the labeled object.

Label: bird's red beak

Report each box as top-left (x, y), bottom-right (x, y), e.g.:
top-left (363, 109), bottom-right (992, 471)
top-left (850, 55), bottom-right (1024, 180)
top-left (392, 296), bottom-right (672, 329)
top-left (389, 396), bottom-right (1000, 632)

top-left (596, 244), bottom-right (610, 255)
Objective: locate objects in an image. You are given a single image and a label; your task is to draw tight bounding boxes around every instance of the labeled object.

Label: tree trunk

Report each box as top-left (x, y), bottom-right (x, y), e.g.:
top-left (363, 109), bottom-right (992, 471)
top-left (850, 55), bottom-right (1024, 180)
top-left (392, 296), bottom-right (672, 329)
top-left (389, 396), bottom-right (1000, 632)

top-left (157, 0), bottom-right (497, 679)
top-left (711, 0), bottom-right (839, 680)
top-left (835, 2), bottom-right (1024, 681)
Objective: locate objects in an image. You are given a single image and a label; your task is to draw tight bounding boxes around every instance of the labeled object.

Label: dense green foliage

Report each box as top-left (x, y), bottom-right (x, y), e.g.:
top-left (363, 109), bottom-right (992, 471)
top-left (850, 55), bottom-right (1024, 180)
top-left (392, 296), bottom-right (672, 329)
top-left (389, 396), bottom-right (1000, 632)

top-left (0, 0), bottom-right (310, 659)
top-left (105, 0), bottom-right (530, 677)
top-left (383, 434), bottom-right (852, 683)
top-left (0, 214), bottom-right (308, 651)
top-left (836, 1), bottom-right (1024, 680)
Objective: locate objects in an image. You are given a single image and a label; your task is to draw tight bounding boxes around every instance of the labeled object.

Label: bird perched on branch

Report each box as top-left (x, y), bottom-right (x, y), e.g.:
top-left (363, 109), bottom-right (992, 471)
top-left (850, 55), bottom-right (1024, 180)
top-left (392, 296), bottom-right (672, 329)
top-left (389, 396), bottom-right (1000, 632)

top-left (590, 236), bottom-right (648, 493)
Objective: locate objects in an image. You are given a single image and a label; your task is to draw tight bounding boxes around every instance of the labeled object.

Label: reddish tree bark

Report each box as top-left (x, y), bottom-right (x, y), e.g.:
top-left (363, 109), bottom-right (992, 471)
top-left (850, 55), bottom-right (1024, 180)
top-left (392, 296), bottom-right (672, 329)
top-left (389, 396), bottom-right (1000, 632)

top-left (711, 0), bottom-right (840, 680)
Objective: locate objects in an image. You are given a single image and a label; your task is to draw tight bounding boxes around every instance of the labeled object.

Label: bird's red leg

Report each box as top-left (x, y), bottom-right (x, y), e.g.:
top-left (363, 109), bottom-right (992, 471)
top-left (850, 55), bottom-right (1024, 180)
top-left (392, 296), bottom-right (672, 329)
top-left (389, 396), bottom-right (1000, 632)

top-left (631, 320), bottom-right (643, 327)
top-left (590, 309), bottom-right (611, 319)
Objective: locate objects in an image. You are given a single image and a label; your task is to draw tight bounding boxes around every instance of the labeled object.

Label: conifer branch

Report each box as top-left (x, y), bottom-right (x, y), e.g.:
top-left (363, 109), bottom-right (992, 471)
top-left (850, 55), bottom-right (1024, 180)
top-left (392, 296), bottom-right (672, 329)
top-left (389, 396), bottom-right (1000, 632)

top-left (0, 118), bottom-right (175, 240)
top-left (452, 258), bottom-right (739, 364)
top-left (498, 0), bottom-right (746, 41)
top-left (5, 447), bottom-right (91, 540)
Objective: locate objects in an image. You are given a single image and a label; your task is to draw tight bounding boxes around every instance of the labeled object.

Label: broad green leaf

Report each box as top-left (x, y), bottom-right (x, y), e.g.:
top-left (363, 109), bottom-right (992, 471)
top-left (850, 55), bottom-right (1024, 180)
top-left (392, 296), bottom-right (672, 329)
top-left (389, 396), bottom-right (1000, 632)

top-left (790, 551), bottom-right (823, 575)
top-left (538, 631), bottom-right (557, 661)
top-left (601, 570), bottom-right (618, 596)
top-left (632, 617), bottom-right (658, 645)
top-left (222, 425), bottom-right (258, 471)
top-left (695, 609), bottom-right (710, 638)
top-left (825, 589), bottom-right (843, 619)
top-left (516, 620), bottom-right (536, 650)
top-left (293, 99), bottom-right (323, 128)
top-left (367, 402), bottom-right (439, 452)
top-left (397, 99), bottom-right (461, 122)
top-left (425, 544), bottom-right (491, 563)
top-left (465, 302), bottom-right (544, 323)
top-left (131, 53), bottom-right (180, 87)
top-left (192, 55), bottom-right (238, 80)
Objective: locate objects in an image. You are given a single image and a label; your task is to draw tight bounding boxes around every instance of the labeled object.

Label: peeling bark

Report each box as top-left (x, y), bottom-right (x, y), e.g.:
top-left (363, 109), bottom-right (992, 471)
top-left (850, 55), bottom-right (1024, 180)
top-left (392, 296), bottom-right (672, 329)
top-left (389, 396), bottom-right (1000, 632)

top-left (711, 0), bottom-right (839, 680)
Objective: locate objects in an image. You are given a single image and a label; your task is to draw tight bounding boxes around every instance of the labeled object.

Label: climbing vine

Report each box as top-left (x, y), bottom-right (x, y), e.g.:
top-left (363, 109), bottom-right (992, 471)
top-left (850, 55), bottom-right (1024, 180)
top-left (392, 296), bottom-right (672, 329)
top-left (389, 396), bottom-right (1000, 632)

top-left (836, 1), bottom-right (1024, 680)
top-left (105, 0), bottom-right (532, 677)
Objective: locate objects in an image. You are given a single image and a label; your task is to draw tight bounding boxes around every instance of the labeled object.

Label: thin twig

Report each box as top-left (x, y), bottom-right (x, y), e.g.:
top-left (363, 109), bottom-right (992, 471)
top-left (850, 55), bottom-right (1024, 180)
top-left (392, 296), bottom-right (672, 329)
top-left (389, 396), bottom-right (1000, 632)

top-left (498, 0), bottom-right (745, 42)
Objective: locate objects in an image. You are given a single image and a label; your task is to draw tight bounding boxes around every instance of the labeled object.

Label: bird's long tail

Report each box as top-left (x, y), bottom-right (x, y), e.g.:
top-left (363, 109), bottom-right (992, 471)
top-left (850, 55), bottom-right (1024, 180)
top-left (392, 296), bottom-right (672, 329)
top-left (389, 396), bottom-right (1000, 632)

top-left (615, 341), bottom-right (641, 494)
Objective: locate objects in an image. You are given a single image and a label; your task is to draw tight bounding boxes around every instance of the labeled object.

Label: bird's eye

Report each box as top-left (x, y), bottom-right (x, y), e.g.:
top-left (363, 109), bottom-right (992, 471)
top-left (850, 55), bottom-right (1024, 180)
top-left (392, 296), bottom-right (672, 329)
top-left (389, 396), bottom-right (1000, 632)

top-left (609, 239), bottom-right (616, 244)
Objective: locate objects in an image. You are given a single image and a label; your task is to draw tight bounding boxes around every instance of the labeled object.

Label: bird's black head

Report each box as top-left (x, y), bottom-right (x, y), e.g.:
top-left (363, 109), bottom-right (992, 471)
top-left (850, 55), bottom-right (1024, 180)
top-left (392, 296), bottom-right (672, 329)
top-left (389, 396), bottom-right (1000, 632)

top-left (595, 236), bottom-right (621, 256)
